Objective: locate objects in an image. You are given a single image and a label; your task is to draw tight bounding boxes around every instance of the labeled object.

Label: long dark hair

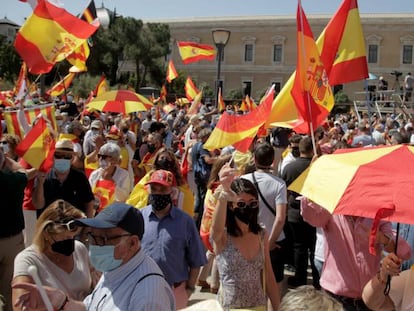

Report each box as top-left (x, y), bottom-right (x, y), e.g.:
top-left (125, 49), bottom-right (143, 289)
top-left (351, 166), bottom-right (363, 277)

top-left (226, 178), bottom-right (262, 237)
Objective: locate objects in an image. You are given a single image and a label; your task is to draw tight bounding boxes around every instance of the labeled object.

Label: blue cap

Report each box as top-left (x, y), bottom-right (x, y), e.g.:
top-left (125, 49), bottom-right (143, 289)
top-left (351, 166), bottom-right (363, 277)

top-left (76, 203), bottom-right (144, 239)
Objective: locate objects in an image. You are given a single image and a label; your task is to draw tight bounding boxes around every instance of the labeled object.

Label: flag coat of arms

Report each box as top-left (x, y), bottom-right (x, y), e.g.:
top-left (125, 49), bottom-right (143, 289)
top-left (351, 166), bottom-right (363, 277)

top-left (291, 4), bottom-right (334, 134)
top-left (15, 116), bottom-right (55, 172)
top-left (14, 0), bottom-right (99, 73)
top-left (177, 41), bottom-right (216, 64)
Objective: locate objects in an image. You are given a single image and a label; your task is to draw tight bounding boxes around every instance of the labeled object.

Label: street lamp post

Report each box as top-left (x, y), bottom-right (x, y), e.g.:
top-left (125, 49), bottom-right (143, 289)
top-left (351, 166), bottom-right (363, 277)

top-left (212, 29), bottom-right (231, 109)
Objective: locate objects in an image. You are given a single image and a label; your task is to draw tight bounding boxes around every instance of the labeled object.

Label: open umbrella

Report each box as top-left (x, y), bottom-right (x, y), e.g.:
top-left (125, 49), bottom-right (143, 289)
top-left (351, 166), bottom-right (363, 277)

top-left (289, 144), bottom-right (414, 224)
top-left (86, 90), bottom-right (153, 114)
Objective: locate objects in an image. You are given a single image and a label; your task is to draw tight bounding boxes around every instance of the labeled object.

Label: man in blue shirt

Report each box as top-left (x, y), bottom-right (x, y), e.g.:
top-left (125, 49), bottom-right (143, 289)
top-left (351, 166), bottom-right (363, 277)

top-left (13, 203), bottom-right (175, 311)
top-left (141, 169), bottom-right (207, 310)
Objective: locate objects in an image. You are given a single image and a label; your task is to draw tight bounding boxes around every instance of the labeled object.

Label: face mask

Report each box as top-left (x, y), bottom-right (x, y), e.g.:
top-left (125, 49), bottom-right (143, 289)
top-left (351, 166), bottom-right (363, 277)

top-left (157, 158), bottom-right (174, 171)
top-left (51, 238), bottom-right (75, 256)
top-left (149, 193), bottom-right (172, 211)
top-left (161, 132), bottom-right (167, 139)
top-left (147, 144), bottom-right (156, 153)
top-left (54, 159), bottom-right (71, 173)
top-left (91, 129), bottom-right (99, 136)
top-left (122, 128), bottom-right (128, 134)
top-left (57, 120), bottom-right (63, 127)
top-left (32, 98), bottom-right (40, 104)
top-left (291, 146), bottom-right (300, 158)
top-left (99, 159), bottom-right (109, 169)
top-left (2, 143), bottom-right (9, 155)
top-left (108, 139), bottom-right (118, 145)
top-left (233, 206), bottom-right (257, 225)
top-left (89, 244), bottom-right (122, 272)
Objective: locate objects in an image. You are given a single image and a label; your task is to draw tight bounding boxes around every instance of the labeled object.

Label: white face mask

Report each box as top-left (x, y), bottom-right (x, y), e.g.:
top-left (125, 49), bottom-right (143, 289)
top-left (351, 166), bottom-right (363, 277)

top-left (99, 159), bottom-right (109, 169)
top-left (1, 143), bottom-right (9, 155)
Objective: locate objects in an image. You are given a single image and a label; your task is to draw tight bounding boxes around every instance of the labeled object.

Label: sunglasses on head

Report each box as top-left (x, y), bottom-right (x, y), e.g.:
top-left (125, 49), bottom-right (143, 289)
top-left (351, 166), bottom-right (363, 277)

top-left (51, 220), bottom-right (78, 232)
top-left (235, 200), bottom-right (259, 209)
top-left (98, 154), bottom-right (111, 160)
top-left (54, 154), bottom-right (72, 160)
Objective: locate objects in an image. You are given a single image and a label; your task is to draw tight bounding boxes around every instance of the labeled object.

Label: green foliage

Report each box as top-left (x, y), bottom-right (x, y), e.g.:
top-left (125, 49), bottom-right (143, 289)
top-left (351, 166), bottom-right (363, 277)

top-left (168, 72), bottom-right (186, 97)
top-left (334, 90), bottom-right (350, 104)
top-left (71, 74), bottom-right (105, 98)
top-left (0, 36), bottom-right (21, 83)
top-left (227, 88), bottom-right (243, 100)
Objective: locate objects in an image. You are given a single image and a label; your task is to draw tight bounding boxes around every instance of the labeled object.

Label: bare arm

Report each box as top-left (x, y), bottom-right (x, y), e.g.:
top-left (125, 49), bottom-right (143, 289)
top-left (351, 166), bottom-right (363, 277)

top-left (32, 176), bottom-right (45, 210)
top-left (263, 232), bottom-right (281, 311)
top-left (12, 276), bottom-right (33, 311)
top-left (362, 253), bottom-right (401, 311)
top-left (268, 203), bottom-right (286, 250)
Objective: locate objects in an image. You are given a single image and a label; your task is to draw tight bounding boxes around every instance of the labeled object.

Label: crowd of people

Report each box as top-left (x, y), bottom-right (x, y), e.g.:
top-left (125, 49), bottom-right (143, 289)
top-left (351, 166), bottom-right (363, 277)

top-left (1, 93), bottom-right (414, 311)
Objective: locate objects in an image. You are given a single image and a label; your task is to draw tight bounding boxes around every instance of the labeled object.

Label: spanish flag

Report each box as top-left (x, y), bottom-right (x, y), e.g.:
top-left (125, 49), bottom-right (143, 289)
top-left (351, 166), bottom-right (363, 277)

top-left (265, 0), bottom-right (368, 129)
top-left (160, 84), bottom-right (167, 102)
top-left (239, 98), bottom-right (248, 112)
top-left (184, 76), bottom-right (200, 101)
top-left (177, 41), bottom-right (216, 64)
top-left (46, 72), bottom-right (76, 97)
top-left (94, 74), bottom-right (109, 96)
top-left (14, 0), bottom-right (99, 74)
top-left (15, 116), bottom-right (55, 172)
top-left (166, 60), bottom-right (178, 83)
top-left (291, 4), bottom-right (334, 134)
top-left (187, 90), bottom-right (203, 115)
top-left (204, 85), bottom-right (274, 153)
top-left (66, 1), bottom-right (99, 72)
top-left (3, 104), bottom-right (57, 139)
top-left (217, 87), bottom-right (225, 112)
top-left (93, 179), bottom-right (116, 212)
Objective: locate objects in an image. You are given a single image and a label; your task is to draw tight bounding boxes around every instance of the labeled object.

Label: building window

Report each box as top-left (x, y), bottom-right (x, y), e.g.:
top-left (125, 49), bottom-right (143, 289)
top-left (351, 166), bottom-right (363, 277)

top-left (273, 44), bottom-right (283, 63)
top-left (244, 44), bottom-right (254, 62)
top-left (243, 81), bottom-right (252, 96)
top-left (403, 45), bottom-right (413, 64)
top-left (368, 45), bottom-right (378, 64)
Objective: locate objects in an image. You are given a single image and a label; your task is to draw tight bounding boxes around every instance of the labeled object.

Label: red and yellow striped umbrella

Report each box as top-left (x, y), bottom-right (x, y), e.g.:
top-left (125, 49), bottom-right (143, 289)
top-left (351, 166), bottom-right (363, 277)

top-left (86, 90), bottom-right (153, 114)
top-left (289, 144), bottom-right (414, 224)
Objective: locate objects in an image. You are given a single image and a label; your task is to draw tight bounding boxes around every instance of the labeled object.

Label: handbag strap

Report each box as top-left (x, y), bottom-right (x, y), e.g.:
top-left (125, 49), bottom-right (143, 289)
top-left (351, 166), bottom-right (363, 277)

top-left (252, 172), bottom-right (275, 216)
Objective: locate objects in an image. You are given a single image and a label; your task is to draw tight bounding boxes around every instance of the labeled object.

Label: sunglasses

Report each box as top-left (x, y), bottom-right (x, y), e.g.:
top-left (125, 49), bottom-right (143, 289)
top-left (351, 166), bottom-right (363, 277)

top-left (0, 141), bottom-right (8, 145)
top-left (235, 200), bottom-right (259, 209)
top-left (54, 154), bottom-right (72, 160)
top-left (51, 220), bottom-right (78, 232)
top-left (98, 154), bottom-right (111, 160)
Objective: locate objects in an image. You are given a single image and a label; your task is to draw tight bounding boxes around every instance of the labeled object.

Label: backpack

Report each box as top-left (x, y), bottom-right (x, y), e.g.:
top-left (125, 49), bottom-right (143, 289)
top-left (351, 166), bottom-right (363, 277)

top-left (192, 142), bottom-right (211, 185)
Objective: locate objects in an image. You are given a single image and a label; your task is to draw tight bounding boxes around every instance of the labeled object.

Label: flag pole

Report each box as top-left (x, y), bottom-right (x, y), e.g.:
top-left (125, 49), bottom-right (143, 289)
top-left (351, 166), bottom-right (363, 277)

top-left (298, 0), bottom-right (318, 156)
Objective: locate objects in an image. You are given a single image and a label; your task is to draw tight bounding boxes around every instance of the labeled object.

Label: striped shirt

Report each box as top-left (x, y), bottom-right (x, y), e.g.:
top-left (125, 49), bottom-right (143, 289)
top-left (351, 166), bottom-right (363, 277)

top-left (84, 250), bottom-right (175, 311)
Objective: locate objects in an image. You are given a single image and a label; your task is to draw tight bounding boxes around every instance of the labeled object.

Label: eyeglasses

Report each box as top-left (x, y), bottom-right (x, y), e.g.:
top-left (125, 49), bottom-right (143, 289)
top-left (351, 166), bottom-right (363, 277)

top-left (54, 154), bottom-right (72, 160)
top-left (50, 220), bottom-right (78, 232)
top-left (97, 154), bottom-right (111, 160)
top-left (87, 233), bottom-right (132, 246)
top-left (0, 141), bottom-right (7, 145)
top-left (235, 200), bottom-right (259, 209)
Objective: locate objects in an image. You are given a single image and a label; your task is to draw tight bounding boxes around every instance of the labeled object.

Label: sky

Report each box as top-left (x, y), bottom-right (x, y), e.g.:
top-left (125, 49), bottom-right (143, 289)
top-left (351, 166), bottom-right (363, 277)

top-left (2, 0), bottom-right (414, 26)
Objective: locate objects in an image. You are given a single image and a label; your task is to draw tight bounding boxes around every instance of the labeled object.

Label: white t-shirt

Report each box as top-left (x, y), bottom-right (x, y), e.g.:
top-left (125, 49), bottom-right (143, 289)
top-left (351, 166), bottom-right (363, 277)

top-left (13, 241), bottom-right (91, 300)
top-left (242, 171), bottom-right (287, 241)
top-left (389, 269), bottom-right (414, 311)
top-left (89, 166), bottom-right (132, 202)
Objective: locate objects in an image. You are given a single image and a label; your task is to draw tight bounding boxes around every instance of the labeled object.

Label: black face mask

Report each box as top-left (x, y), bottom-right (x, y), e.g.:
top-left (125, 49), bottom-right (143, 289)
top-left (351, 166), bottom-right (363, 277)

top-left (51, 238), bottom-right (75, 256)
top-left (122, 128), bottom-right (128, 134)
top-left (233, 207), bottom-right (257, 225)
top-left (157, 159), bottom-right (174, 171)
top-left (147, 144), bottom-right (156, 153)
top-left (161, 132), bottom-right (167, 139)
top-left (291, 146), bottom-right (300, 158)
top-left (149, 194), bottom-right (172, 211)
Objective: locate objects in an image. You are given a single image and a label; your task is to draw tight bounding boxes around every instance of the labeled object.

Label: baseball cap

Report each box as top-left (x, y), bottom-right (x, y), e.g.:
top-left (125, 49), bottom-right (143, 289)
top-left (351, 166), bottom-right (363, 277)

top-left (76, 203), bottom-right (144, 239)
top-left (106, 126), bottom-right (120, 140)
top-left (91, 120), bottom-right (102, 130)
top-left (145, 169), bottom-right (176, 187)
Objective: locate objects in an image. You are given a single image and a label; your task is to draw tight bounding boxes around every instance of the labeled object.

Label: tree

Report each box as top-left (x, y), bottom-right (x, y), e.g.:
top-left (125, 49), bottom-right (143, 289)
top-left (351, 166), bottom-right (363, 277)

top-left (0, 36), bottom-right (21, 83)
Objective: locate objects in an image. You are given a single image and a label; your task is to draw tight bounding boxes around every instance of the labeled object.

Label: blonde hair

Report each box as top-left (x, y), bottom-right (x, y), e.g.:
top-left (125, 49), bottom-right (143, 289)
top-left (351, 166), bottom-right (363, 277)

top-left (278, 286), bottom-right (344, 311)
top-left (32, 200), bottom-right (85, 252)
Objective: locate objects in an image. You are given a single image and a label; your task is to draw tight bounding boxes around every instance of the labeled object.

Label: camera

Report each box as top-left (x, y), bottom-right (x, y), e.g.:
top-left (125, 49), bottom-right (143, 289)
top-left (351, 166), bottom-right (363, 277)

top-left (391, 70), bottom-right (402, 77)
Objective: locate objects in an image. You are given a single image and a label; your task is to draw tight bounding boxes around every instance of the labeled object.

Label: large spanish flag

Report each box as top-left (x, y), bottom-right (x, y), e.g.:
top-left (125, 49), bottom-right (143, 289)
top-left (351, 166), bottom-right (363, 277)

top-left (166, 60), bottom-right (178, 83)
top-left (14, 0), bottom-right (99, 74)
top-left (46, 72), bottom-right (76, 97)
top-left (265, 0), bottom-right (368, 129)
top-left (204, 85), bottom-right (274, 153)
top-left (291, 4), bottom-right (334, 134)
top-left (184, 76), bottom-right (200, 101)
top-left (177, 41), bottom-right (216, 64)
top-left (3, 104), bottom-right (57, 139)
top-left (93, 179), bottom-right (116, 212)
top-left (15, 116), bottom-right (55, 172)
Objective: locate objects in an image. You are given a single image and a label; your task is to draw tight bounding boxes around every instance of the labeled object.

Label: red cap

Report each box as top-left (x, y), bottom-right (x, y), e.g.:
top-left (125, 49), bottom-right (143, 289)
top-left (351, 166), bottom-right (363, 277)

top-left (146, 170), bottom-right (176, 187)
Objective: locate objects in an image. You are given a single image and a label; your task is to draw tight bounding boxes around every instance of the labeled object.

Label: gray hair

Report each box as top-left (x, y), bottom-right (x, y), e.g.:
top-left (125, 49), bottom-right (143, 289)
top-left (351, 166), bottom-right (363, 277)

top-left (278, 286), bottom-right (344, 311)
top-left (100, 143), bottom-right (121, 160)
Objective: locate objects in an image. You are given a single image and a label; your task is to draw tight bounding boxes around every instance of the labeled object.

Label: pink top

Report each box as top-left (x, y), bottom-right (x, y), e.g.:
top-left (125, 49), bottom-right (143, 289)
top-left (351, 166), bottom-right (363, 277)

top-left (301, 198), bottom-right (411, 298)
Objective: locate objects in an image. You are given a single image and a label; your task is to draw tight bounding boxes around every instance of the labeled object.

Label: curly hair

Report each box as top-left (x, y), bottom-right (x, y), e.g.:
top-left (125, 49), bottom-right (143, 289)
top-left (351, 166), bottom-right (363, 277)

top-left (152, 147), bottom-right (185, 186)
